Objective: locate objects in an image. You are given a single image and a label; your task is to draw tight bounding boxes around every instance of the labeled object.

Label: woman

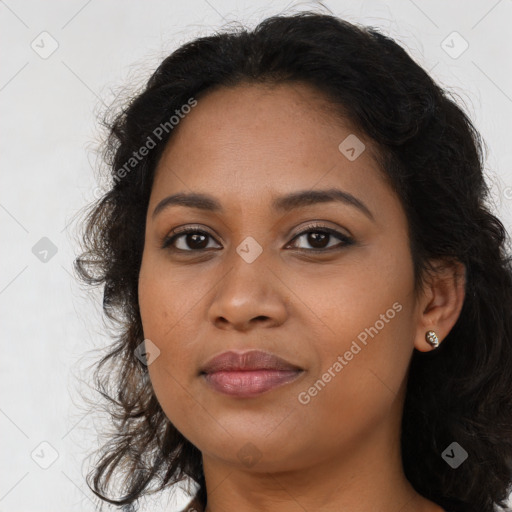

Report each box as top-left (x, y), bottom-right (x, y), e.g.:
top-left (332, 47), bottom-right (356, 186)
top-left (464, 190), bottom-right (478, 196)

top-left (75, 11), bottom-right (512, 512)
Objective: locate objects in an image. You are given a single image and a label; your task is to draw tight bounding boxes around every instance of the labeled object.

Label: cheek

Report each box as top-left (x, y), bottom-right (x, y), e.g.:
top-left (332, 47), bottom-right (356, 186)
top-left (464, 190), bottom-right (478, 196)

top-left (147, 359), bottom-right (202, 438)
top-left (138, 269), bottom-right (196, 374)
top-left (293, 309), bottom-right (413, 458)
top-left (300, 255), bottom-right (409, 350)
top-left (138, 259), bottom-right (209, 430)
top-left (296, 251), bottom-right (414, 421)
top-left (138, 254), bottom-right (206, 341)
top-left (139, 297), bottom-right (201, 440)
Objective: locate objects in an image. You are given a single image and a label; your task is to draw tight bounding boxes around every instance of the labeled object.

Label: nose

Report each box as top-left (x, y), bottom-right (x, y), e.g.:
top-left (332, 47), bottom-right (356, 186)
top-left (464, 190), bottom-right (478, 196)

top-left (207, 256), bottom-right (288, 332)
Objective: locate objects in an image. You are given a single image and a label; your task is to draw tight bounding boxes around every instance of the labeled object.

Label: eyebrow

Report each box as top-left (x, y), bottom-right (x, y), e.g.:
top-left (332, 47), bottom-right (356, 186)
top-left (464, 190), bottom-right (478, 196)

top-left (152, 188), bottom-right (374, 222)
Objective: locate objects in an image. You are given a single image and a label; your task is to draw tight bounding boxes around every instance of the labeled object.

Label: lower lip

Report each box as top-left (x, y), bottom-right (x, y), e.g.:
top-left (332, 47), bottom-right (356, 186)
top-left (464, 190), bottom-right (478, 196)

top-left (202, 369), bottom-right (303, 397)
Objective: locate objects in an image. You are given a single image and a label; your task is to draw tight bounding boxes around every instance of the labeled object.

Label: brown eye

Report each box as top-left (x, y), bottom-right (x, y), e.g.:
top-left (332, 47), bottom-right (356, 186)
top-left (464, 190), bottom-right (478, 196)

top-left (305, 231), bottom-right (329, 249)
top-left (162, 229), bottom-right (220, 251)
top-left (287, 225), bottom-right (353, 252)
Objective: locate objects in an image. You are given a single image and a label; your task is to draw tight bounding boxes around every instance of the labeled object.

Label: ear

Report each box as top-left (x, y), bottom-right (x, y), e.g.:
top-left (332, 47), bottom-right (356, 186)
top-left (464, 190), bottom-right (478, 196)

top-left (413, 259), bottom-right (466, 352)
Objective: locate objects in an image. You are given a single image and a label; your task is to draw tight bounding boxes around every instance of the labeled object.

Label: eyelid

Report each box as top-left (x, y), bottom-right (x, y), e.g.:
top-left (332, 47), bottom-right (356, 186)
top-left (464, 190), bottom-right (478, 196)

top-left (288, 221), bottom-right (353, 243)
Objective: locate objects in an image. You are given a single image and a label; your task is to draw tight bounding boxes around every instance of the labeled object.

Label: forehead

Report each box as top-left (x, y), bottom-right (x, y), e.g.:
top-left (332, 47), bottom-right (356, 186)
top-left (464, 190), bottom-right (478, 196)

top-left (150, 82), bottom-right (396, 222)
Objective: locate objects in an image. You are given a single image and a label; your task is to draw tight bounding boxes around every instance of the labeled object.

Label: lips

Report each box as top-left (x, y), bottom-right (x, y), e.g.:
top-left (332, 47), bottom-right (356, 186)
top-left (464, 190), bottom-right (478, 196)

top-left (200, 350), bottom-right (304, 397)
top-left (200, 350), bottom-right (302, 374)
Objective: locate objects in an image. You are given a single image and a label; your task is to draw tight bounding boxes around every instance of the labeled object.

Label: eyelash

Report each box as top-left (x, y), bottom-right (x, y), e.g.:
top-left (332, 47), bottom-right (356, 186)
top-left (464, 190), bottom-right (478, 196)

top-left (161, 222), bottom-right (354, 254)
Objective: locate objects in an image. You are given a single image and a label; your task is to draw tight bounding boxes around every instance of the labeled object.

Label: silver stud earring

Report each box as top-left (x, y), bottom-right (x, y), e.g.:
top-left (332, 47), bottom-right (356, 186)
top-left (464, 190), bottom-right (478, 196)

top-left (425, 330), bottom-right (439, 349)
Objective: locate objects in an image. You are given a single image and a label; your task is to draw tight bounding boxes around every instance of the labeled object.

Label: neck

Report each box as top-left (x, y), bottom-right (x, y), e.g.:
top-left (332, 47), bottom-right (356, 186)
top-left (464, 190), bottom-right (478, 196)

top-left (200, 397), bottom-right (442, 512)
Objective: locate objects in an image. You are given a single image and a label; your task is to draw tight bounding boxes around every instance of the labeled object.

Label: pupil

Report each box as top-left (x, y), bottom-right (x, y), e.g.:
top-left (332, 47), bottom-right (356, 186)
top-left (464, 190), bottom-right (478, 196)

top-left (309, 232), bottom-right (328, 248)
top-left (188, 233), bottom-right (208, 249)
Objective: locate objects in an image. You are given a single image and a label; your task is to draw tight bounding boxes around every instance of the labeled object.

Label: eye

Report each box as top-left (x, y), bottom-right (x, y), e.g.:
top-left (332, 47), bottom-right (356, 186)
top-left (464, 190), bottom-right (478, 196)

top-left (286, 223), bottom-right (354, 252)
top-left (162, 227), bottom-right (221, 251)
top-left (161, 223), bottom-right (354, 253)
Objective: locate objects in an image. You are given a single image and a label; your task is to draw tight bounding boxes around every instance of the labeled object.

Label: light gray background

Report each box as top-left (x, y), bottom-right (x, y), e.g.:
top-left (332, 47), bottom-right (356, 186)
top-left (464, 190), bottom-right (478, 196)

top-left (1, 1), bottom-right (512, 511)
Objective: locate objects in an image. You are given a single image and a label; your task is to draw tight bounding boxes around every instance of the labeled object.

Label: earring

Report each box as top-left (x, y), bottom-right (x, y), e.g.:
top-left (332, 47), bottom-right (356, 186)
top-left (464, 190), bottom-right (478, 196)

top-left (425, 330), bottom-right (439, 349)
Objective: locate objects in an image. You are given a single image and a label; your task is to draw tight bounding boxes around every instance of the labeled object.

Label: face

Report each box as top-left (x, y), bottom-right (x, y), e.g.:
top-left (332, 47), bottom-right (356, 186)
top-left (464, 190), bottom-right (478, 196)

top-left (138, 82), bottom-right (424, 473)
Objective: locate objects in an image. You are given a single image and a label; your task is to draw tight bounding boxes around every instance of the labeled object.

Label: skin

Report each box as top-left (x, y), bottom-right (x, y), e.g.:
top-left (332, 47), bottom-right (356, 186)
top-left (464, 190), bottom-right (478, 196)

top-left (138, 82), bottom-right (465, 512)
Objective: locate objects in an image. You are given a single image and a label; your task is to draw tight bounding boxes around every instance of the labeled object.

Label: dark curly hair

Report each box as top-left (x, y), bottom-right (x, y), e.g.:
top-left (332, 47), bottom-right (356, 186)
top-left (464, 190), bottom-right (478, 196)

top-left (74, 10), bottom-right (512, 512)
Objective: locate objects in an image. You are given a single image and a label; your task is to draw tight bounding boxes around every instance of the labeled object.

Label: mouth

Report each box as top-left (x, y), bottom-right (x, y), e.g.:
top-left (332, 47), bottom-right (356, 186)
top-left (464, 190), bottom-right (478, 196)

top-left (200, 349), bottom-right (304, 397)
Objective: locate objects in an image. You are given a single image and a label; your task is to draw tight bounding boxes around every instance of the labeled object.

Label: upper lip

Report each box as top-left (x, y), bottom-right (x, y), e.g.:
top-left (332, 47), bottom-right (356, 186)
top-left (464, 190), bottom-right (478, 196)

top-left (200, 350), bottom-right (302, 374)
